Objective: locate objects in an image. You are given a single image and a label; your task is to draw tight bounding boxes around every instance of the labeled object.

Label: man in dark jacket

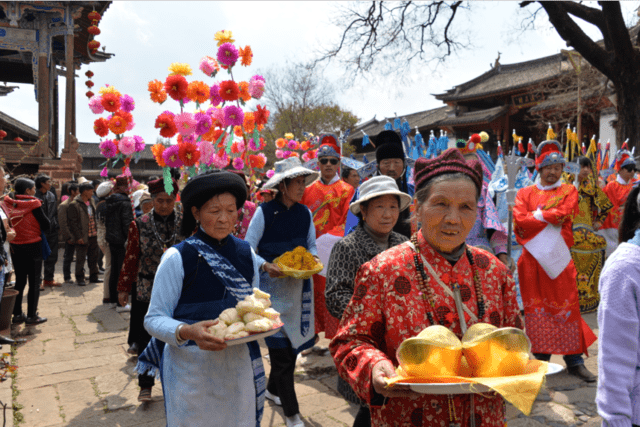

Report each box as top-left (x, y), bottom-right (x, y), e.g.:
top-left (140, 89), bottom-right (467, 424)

top-left (35, 174), bottom-right (60, 287)
top-left (67, 183), bottom-right (101, 286)
top-left (104, 177), bottom-right (134, 305)
top-left (59, 183), bottom-right (79, 284)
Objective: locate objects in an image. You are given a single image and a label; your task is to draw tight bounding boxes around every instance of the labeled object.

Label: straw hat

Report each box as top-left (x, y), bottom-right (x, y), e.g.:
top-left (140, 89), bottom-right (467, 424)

top-left (262, 157), bottom-right (319, 190)
top-left (349, 175), bottom-right (412, 215)
top-left (96, 181), bottom-right (114, 198)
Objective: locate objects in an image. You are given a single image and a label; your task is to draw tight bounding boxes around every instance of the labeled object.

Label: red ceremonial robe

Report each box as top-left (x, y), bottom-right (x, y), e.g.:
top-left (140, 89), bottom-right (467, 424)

top-left (301, 175), bottom-right (355, 338)
top-left (514, 182), bottom-right (597, 355)
top-left (602, 177), bottom-right (634, 231)
top-left (331, 232), bottom-right (522, 426)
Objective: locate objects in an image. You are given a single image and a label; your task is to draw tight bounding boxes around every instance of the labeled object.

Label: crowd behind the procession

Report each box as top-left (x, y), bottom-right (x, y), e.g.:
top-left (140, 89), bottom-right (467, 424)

top-left (0, 130), bottom-right (639, 427)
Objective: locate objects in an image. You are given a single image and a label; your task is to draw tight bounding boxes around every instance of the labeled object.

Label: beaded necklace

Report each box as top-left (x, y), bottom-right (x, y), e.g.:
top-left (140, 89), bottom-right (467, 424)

top-left (410, 234), bottom-right (485, 326)
top-left (150, 208), bottom-right (178, 252)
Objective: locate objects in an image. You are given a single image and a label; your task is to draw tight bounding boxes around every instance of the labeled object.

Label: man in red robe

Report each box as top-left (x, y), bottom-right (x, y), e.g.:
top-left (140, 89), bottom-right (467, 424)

top-left (600, 145), bottom-right (637, 257)
top-left (514, 140), bottom-right (597, 382)
top-left (301, 135), bottom-right (355, 340)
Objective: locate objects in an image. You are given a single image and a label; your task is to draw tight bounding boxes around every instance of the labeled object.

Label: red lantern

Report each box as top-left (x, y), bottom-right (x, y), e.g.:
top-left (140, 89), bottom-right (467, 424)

top-left (88, 25), bottom-right (100, 36)
top-left (14, 137), bottom-right (23, 142)
top-left (86, 91), bottom-right (95, 98)
top-left (86, 80), bottom-right (94, 88)
top-left (88, 11), bottom-right (101, 23)
top-left (91, 48), bottom-right (98, 55)
top-left (0, 130), bottom-right (6, 140)
top-left (85, 70), bottom-right (94, 78)
top-left (88, 40), bottom-right (100, 50)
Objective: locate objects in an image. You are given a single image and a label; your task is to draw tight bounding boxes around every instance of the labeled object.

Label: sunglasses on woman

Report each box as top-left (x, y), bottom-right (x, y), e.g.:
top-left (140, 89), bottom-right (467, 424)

top-left (319, 158), bottom-right (339, 165)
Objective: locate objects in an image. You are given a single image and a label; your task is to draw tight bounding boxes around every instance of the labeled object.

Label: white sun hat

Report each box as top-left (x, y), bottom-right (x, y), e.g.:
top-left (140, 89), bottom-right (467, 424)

top-left (262, 157), bottom-right (319, 190)
top-left (349, 175), bottom-right (412, 215)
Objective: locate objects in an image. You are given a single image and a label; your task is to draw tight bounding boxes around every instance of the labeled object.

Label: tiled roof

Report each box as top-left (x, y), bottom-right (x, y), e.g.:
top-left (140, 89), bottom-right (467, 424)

top-left (529, 87), bottom-right (611, 112)
top-left (0, 85), bottom-right (17, 97)
top-left (78, 142), bottom-right (156, 160)
top-left (435, 54), bottom-right (569, 102)
top-left (0, 110), bottom-right (38, 139)
top-left (438, 105), bottom-right (508, 126)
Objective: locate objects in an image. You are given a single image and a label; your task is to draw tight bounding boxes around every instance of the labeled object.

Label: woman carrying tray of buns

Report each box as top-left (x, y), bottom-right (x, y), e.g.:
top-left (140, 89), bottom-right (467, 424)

top-left (245, 157), bottom-right (320, 427)
top-left (330, 148), bottom-right (523, 427)
top-left (137, 170), bottom-right (265, 427)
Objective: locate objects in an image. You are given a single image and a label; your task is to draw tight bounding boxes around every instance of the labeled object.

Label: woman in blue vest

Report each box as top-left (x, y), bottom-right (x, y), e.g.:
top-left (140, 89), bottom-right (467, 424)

top-left (138, 170), bottom-right (265, 427)
top-left (245, 157), bottom-right (319, 427)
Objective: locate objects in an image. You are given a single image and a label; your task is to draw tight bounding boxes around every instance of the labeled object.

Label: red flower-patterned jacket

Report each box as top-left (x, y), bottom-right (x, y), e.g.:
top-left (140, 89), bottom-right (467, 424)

top-left (330, 232), bottom-right (522, 427)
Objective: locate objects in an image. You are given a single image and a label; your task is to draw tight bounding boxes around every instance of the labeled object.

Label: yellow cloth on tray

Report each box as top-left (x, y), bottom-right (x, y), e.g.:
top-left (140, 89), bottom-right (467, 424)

top-left (385, 359), bottom-right (548, 416)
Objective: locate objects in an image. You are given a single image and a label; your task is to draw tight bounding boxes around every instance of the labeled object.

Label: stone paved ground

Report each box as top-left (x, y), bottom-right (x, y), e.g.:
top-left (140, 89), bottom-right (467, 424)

top-left (1, 248), bottom-right (602, 426)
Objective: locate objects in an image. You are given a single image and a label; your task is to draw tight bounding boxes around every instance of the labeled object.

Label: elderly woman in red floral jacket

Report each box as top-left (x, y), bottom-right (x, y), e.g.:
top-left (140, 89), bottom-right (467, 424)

top-left (330, 148), bottom-right (523, 427)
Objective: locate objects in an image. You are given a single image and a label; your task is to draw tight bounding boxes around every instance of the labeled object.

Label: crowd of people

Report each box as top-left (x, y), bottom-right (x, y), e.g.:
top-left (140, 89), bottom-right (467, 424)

top-left (0, 129), bottom-right (638, 427)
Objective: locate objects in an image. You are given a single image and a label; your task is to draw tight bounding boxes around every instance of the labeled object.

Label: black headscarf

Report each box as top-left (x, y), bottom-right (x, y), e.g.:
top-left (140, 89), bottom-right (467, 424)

top-left (180, 170), bottom-right (248, 236)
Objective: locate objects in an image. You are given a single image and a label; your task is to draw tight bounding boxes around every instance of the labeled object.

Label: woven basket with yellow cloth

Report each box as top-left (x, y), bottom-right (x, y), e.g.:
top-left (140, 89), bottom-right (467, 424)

top-left (274, 246), bottom-right (323, 280)
top-left (387, 324), bottom-right (548, 416)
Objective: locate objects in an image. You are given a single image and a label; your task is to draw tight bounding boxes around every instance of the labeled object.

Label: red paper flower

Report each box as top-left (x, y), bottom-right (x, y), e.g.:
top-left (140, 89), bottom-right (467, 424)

top-left (178, 142), bottom-right (200, 167)
top-left (155, 113), bottom-right (177, 138)
top-left (254, 104), bottom-right (270, 126)
top-left (101, 93), bottom-right (121, 113)
top-left (88, 40), bottom-right (100, 50)
top-left (248, 154), bottom-right (266, 169)
top-left (116, 109), bottom-right (133, 125)
top-left (93, 117), bottom-right (109, 137)
top-left (218, 80), bottom-right (239, 102)
top-left (88, 25), bottom-right (101, 36)
top-left (164, 75), bottom-right (188, 101)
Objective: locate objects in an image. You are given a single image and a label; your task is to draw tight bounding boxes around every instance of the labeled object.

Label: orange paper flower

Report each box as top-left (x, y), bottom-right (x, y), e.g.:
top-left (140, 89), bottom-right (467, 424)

top-left (151, 143), bottom-right (167, 167)
top-left (148, 80), bottom-right (167, 104)
top-left (109, 115), bottom-right (127, 135)
top-left (276, 138), bottom-right (287, 149)
top-left (243, 112), bottom-right (255, 134)
top-left (187, 80), bottom-right (210, 104)
top-left (233, 126), bottom-right (244, 137)
top-left (239, 46), bottom-right (253, 67)
top-left (248, 154), bottom-right (266, 169)
top-left (238, 81), bottom-right (251, 102)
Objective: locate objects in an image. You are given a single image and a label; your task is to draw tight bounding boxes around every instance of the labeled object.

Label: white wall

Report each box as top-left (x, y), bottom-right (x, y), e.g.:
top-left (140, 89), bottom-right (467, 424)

top-left (600, 112), bottom-right (618, 155)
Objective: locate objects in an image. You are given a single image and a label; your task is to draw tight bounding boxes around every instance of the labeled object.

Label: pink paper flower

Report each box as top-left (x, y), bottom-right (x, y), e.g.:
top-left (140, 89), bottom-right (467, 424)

top-left (211, 108), bottom-right (225, 128)
top-left (194, 112), bottom-right (212, 136)
top-left (211, 152), bottom-right (229, 169)
top-left (162, 110), bottom-right (175, 117)
top-left (251, 75), bottom-right (265, 83)
top-left (217, 42), bottom-right (238, 67)
top-left (133, 135), bottom-right (145, 152)
top-left (223, 105), bottom-right (244, 127)
top-left (100, 167), bottom-right (109, 177)
top-left (302, 152), bottom-right (311, 162)
top-left (198, 140), bottom-right (214, 164)
top-left (89, 96), bottom-right (104, 114)
top-left (248, 79), bottom-right (265, 99)
top-left (287, 140), bottom-right (299, 150)
top-left (199, 56), bottom-right (218, 76)
top-left (118, 136), bottom-right (136, 156)
top-left (174, 112), bottom-right (196, 136)
top-left (275, 149), bottom-right (284, 159)
top-left (123, 167), bottom-right (132, 177)
top-left (232, 157), bottom-right (244, 170)
top-left (126, 119), bottom-right (135, 132)
top-left (181, 134), bottom-right (196, 144)
top-left (162, 145), bottom-right (182, 168)
top-left (236, 140), bottom-right (245, 153)
top-left (209, 84), bottom-right (223, 107)
top-left (99, 139), bottom-right (117, 158)
top-left (120, 94), bottom-right (135, 112)
top-left (266, 169), bottom-right (275, 179)
top-left (248, 138), bottom-right (258, 151)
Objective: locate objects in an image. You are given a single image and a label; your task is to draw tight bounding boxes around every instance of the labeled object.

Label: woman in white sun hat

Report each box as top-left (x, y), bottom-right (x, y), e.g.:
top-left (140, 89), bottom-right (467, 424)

top-left (325, 175), bottom-right (411, 426)
top-left (245, 156), bottom-right (319, 427)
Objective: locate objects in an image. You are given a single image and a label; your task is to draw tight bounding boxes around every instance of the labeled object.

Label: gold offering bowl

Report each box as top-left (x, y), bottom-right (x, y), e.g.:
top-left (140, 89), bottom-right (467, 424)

top-left (396, 325), bottom-right (462, 377)
top-left (462, 324), bottom-right (531, 377)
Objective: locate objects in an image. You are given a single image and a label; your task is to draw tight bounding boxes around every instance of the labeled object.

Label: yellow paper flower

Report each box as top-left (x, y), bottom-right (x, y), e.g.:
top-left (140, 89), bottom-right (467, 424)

top-left (168, 62), bottom-right (193, 77)
top-left (98, 85), bottom-right (122, 98)
top-left (214, 30), bottom-right (235, 47)
top-left (284, 133), bottom-right (294, 140)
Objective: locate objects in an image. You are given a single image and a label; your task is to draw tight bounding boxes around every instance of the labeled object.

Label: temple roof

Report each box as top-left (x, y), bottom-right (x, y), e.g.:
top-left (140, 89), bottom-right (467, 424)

top-left (351, 106), bottom-right (452, 142)
top-left (435, 54), bottom-right (570, 102)
top-left (0, 109), bottom-right (38, 140)
top-left (438, 105), bottom-right (508, 126)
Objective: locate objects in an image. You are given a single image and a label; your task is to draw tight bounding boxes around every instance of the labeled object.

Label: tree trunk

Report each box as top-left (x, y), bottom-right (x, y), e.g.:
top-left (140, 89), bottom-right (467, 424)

top-left (613, 75), bottom-right (640, 153)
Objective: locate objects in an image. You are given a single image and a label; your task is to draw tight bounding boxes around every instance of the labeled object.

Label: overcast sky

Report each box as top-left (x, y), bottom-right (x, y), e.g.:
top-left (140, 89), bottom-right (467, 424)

top-left (1, 1), bottom-right (638, 148)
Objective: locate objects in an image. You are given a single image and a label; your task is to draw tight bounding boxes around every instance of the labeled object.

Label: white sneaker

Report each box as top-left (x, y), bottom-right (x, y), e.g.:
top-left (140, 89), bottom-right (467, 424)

top-left (115, 304), bottom-right (131, 313)
top-left (264, 390), bottom-right (281, 406)
top-left (285, 413), bottom-right (305, 427)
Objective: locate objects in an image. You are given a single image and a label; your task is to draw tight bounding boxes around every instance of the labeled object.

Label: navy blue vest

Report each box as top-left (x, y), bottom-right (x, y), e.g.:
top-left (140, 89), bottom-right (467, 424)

top-left (257, 200), bottom-right (311, 262)
top-left (173, 229), bottom-right (255, 321)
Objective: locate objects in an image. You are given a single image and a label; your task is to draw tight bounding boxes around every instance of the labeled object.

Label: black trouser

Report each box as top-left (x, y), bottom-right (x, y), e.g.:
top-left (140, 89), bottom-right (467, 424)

top-left (63, 242), bottom-right (76, 282)
top-left (267, 344), bottom-right (299, 417)
top-left (35, 230), bottom-right (59, 282)
top-left (75, 236), bottom-right (100, 283)
top-left (11, 242), bottom-right (42, 318)
top-left (353, 405), bottom-right (371, 427)
top-left (108, 243), bottom-right (126, 304)
top-left (128, 295), bottom-right (155, 388)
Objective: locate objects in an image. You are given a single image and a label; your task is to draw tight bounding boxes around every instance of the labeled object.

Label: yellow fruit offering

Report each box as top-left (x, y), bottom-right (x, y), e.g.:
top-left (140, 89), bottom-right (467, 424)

top-left (278, 246), bottom-right (318, 270)
top-left (462, 323), bottom-right (530, 377)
